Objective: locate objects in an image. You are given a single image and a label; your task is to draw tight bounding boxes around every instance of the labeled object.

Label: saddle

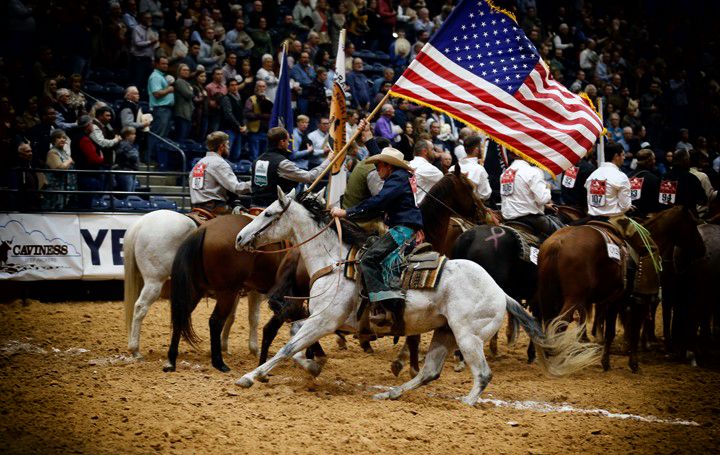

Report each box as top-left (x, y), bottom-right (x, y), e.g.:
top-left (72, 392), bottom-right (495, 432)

top-left (502, 223), bottom-right (541, 265)
top-left (585, 219), bottom-right (660, 297)
top-left (344, 241), bottom-right (448, 291)
top-left (185, 207), bottom-right (218, 226)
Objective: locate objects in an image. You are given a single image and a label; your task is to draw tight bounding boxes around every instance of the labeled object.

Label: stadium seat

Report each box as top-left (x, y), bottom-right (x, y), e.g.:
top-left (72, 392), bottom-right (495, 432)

top-left (236, 160), bottom-right (253, 175)
top-left (124, 195), bottom-right (151, 211)
top-left (150, 196), bottom-right (178, 211)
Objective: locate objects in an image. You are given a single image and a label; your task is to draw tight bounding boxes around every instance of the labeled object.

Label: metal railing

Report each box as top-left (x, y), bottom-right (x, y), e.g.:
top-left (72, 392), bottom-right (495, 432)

top-left (0, 167), bottom-right (252, 213)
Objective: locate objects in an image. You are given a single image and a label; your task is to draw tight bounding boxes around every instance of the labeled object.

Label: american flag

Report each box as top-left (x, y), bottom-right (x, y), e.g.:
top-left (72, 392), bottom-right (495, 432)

top-left (390, 0), bottom-right (603, 175)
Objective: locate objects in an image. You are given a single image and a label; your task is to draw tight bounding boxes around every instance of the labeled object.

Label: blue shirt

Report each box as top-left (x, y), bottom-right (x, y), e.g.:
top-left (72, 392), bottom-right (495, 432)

top-left (347, 71), bottom-right (371, 108)
top-left (289, 64), bottom-right (316, 89)
top-left (346, 168), bottom-right (423, 228)
top-left (148, 69), bottom-right (174, 108)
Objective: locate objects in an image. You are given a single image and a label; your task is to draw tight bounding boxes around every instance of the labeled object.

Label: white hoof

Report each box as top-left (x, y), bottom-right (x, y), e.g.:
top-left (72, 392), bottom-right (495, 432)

top-left (306, 360), bottom-right (322, 377)
top-left (131, 351), bottom-right (144, 360)
top-left (460, 395), bottom-right (478, 406)
top-left (372, 391), bottom-right (391, 400)
top-left (236, 375), bottom-right (254, 388)
top-left (373, 387), bottom-right (402, 400)
top-left (453, 360), bottom-right (466, 372)
top-left (248, 343), bottom-right (259, 358)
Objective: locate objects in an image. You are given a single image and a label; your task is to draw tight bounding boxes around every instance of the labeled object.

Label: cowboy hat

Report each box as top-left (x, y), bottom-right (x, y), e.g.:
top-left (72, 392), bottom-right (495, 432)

top-left (365, 147), bottom-right (413, 172)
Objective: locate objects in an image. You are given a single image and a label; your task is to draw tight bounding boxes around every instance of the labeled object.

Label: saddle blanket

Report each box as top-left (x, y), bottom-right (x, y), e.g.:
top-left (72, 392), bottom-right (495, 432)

top-left (344, 246), bottom-right (448, 290)
top-left (502, 224), bottom-right (541, 265)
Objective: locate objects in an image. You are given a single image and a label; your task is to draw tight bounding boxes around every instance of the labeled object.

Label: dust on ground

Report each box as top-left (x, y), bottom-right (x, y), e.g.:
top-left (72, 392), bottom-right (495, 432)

top-left (1, 298), bottom-right (719, 454)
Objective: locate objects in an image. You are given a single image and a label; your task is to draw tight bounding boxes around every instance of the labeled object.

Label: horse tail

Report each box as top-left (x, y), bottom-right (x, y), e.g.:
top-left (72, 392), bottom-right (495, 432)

top-left (123, 219), bottom-right (143, 334)
top-left (170, 227), bottom-right (207, 347)
top-left (506, 296), bottom-right (601, 376)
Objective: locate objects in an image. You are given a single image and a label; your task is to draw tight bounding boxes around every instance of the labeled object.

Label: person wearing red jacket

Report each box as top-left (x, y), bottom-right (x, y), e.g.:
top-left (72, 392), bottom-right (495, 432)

top-left (74, 115), bottom-right (105, 208)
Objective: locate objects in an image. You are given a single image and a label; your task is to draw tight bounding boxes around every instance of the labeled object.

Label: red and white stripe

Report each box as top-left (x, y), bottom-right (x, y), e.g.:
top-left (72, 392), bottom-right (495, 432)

top-left (391, 44), bottom-right (603, 175)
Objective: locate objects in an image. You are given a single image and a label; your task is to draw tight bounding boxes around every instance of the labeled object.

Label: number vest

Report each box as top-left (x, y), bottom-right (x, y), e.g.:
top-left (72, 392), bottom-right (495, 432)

top-left (251, 150), bottom-right (297, 208)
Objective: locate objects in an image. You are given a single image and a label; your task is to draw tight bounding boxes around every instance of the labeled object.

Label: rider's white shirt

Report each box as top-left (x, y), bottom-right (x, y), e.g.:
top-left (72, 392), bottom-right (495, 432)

top-left (409, 156), bottom-right (444, 205)
top-left (500, 159), bottom-right (551, 219)
top-left (585, 162), bottom-right (632, 216)
top-left (450, 157), bottom-right (492, 201)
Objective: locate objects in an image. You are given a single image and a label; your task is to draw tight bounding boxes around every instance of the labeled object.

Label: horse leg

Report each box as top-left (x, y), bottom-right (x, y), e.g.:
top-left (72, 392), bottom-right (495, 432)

top-left (407, 335), bottom-right (420, 377)
top-left (628, 297), bottom-right (648, 373)
top-left (237, 311), bottom-right (344, 387)
top-left (373, 328), bottom-right (455, 401)
top-left (162, 325), bottom-right (182, 372)
top-left (128, 279), bottom-right (163, 358)
top-left (246, 290), bottom-right (262, 357)
top-left (455, 329), bottom-right (493, 406)
top-left (489, 333), bottom-right (499, 357)
top-left (209, 291), bottom-right (237, 372)
top-left (391, 338), bottom-right (410, 377)
top-left (221, 293), bottom-right (240, 354)
top-left (602, 302), bottom-right (619, 371)
top-left (259, 314), bottom-right (284, 365)
top-left (453, 350), bottom-right (466, 372)
top-left (335, 333), bottom-right (348, 350)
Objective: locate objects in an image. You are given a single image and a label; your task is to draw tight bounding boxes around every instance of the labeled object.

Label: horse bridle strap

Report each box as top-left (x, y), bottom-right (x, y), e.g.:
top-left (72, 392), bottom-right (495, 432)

top-left (252, 220), bottom-right (335, 254)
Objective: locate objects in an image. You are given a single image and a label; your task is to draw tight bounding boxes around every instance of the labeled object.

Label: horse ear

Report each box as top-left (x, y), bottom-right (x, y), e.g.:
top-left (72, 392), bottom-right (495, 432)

top-left (277, 185), bottom-right (286, 203)
top-left (454, 163), bottom-right (461, 176)
top-left (314, 187), bottom-right (326, 204)
top-left (287, 188), bottom-right (296, 201)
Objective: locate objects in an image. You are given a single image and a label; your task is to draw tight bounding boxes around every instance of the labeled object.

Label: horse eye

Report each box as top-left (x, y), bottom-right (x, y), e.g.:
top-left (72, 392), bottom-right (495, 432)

top-left (264, 212), bottom-right (273, 218)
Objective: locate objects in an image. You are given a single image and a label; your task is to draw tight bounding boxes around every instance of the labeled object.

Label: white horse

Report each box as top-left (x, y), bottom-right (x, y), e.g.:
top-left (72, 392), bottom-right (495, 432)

top-left (233, 188), bottom-right (601, 405)
top-left (123, 209), bottom-right (262, 358)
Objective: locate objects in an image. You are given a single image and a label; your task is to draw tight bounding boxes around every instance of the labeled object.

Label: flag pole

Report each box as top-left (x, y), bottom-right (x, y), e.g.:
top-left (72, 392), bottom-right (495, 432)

top-left (597, 97), bottom-right (605, 165)
top-left (305, 91), bottom-right (392, 194)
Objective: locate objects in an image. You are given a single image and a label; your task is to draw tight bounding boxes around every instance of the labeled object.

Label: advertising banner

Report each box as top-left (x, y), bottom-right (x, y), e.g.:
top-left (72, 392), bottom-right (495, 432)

top-left (79, 214), bottom-right (143, 280)
top-left (0, 214), bottom-right (84, 281)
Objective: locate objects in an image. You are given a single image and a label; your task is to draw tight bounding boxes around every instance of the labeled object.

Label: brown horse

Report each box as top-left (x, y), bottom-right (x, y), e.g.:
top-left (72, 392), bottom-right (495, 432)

top-left (164, 214), bottom-right (287, 372)
top-left (537, 206), bottom-right (705, 372)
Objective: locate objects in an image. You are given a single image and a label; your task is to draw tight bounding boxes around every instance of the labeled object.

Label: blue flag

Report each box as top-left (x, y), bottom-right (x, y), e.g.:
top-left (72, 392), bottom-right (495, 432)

top-left (269, 47), bottom-right (293, 134)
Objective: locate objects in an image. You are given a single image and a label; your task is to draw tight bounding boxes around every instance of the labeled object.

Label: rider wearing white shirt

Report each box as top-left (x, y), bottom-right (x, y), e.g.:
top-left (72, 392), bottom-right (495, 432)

top-left (585, 144), bottom-right (632, 217)
top-left (189, 131), bottom-right (251, 214)
top-left (449, 135), bottom-right (491, 201)
top-left (408, 139), bottom-right (444, 204)
top-left (500, 154), bottom-right (559, 238)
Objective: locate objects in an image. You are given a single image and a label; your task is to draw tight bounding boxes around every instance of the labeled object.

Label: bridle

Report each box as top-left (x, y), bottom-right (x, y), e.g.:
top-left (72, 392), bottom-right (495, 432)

top-left (241, 198), bottom-right (336, 254)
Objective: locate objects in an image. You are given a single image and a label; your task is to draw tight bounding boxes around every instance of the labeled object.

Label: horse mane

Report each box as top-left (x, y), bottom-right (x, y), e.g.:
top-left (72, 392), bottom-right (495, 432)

top-left (297, 194), bottom-right (372, 247)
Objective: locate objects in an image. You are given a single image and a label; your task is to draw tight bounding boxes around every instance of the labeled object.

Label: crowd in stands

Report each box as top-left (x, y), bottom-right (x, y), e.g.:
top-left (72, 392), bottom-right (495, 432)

top-left (0, 0), bottom-right (718, 212)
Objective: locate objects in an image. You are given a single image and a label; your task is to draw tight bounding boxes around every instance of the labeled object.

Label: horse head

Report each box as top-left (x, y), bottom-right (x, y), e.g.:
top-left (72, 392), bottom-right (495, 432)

top-left (235, 186), bottom-right (298, 251)
top-left (648, 206), bottom-right (705, 258)
top-left (430, 167), bottom-right (487, 223)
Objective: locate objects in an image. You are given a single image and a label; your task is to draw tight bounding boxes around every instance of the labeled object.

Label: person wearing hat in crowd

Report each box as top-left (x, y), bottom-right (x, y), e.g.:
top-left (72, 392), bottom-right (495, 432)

top-left (250, 126), bottom-right (333, 210)
top-left (331, 147), bottom-right (423, 333)
top-left (189, 131), bottom-right (252, 216)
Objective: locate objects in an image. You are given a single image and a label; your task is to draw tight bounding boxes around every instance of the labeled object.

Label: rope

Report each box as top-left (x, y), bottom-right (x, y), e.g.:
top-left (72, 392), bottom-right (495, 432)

top-left (628, 218), bottom-right (663, 274)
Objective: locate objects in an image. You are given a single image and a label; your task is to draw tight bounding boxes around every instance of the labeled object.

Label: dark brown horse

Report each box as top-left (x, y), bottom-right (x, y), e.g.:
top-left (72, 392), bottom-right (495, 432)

top-left (164, 214), bottom-right (287, 372)
top-left (536, 206), bottom-right (705, 372)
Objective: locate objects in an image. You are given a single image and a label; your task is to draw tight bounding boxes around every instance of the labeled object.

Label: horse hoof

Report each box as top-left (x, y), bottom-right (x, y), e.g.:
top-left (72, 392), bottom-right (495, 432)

top-left (214, 363), bottom-right (231, 373)
top-left (372, 391), bottom-right (391, 401)
top-left (162, 363), bottom-right (176, 373)
top-left (601, 358), bottom-right (610, 372)
top-left (453, 361), bottom-right (466, 372)
top-left (257, 375), bottom-right (269, 383)
top-left (131, 351), bottom-right (144, 360)
top-left (336, 338), bottom-right (348, 350)
top-left (460, 396), bottom-right (478, 407)
top-left (307, 361), bottom-right (322, 377)
top-left (409, 368), bottom-right (419, 378)
top-left (236, 376), bottom-right (254, 388)
top-left (527, 355), bottom-right (536, 364)
top-left (363, 346), bottom-right (374, 354)
top-left (391, 360), bottom-right (403, 377)
top-left (249, 345), bottom-right (259, 358)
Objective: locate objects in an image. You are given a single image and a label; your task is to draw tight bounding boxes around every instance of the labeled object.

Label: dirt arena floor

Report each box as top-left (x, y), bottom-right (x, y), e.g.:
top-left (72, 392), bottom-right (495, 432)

top-left (1, 297), bottom-right (719, 454)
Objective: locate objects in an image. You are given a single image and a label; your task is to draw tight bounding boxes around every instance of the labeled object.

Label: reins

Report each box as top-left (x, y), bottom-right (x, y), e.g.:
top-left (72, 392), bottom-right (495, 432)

top-left (252, 219), bottom-right (335, 254)
top-left (417, 184), bottom-right (481, 227)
